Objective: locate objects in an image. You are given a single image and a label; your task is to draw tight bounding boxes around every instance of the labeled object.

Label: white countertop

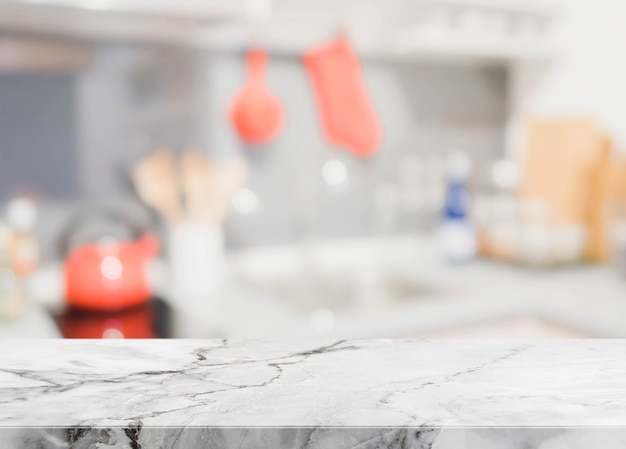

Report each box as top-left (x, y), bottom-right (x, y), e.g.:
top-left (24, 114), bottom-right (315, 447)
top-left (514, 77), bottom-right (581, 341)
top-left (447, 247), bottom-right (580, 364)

top-left (4, 339), bottom-right (626, 448)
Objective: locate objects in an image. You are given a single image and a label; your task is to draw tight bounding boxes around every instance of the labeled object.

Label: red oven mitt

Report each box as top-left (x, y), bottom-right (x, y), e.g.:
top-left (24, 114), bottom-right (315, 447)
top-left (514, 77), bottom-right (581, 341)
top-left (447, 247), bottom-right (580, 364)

top-left (304, 36), bottom-right (382, 157)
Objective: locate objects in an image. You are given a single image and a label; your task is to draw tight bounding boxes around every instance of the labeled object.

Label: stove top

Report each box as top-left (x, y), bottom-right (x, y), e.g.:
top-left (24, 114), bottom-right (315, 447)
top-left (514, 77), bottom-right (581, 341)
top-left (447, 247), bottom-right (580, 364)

top-left (50, 297), bottom-right (173, 339)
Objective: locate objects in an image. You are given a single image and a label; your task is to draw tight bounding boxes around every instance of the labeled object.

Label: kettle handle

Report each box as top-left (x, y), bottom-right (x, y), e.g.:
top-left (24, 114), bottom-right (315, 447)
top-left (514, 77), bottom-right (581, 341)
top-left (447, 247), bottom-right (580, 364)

top-left (58, 208), bottom-right (153, 258)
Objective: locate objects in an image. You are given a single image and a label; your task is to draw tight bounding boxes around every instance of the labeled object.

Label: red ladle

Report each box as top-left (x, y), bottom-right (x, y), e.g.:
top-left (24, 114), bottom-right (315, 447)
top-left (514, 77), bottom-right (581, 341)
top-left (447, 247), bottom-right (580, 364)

top-left (230, 49), bottom-right (284, 144)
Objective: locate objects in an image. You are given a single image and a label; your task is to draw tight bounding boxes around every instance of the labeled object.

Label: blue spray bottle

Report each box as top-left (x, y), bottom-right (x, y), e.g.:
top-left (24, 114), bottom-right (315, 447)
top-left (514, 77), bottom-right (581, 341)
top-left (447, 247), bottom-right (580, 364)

top-left (441, 151), bottom-right (477, 262)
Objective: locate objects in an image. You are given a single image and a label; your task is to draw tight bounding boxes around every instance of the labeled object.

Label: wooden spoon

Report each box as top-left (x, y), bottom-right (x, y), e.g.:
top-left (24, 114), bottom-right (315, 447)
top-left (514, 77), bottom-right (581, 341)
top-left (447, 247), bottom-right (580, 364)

top-left (132, 148), bottom-right (182, 226)
top-left (180, 150), bottom-right (216, 224)
top-left (208, 157), bottom-right (250, 226)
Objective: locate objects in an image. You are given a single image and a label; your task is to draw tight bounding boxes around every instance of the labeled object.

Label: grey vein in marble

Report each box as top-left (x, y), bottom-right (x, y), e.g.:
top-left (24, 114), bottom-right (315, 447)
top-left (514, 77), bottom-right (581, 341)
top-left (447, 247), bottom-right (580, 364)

top-left (3, 339), bottom-right (626, 448)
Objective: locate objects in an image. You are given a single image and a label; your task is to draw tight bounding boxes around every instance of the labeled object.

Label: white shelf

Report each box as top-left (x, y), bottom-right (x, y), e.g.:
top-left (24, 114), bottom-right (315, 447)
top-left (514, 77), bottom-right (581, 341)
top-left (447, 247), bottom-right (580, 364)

top-left (390, 33), bottom-right (553, 63)
top-left (0, 0), bottom-right (558, 65)
top-left (0, 0), bottom-right (253, 20)
top-left (422, 0), bottom-right (558, 17)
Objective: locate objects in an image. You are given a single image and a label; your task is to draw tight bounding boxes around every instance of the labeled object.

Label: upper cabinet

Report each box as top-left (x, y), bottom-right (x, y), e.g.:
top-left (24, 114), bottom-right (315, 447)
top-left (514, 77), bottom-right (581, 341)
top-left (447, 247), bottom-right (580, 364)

top-left (0, 0), bottom-right (558, 64)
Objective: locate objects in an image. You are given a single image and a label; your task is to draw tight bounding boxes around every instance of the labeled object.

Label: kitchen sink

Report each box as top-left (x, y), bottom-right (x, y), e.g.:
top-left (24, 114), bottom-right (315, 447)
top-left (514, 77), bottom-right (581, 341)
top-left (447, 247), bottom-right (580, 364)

top-left (231, 238), bottom-right (626, 339)
top-left (256, 271), bottom-right (448, 315)
top-left (251, 268), bottom-right (601, 339)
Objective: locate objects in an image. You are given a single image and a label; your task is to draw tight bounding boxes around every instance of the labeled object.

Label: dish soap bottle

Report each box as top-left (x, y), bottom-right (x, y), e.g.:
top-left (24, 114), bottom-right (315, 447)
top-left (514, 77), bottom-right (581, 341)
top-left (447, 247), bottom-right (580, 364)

top-left (440, 151), bottom-right (477, 263)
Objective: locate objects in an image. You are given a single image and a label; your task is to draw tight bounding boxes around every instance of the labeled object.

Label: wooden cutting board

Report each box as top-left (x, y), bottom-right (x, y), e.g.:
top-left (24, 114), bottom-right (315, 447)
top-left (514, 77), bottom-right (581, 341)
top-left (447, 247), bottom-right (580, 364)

top-left (585, 135), bottom-right (612, 261)
top-left (520, 118), bottom-right (604, 226)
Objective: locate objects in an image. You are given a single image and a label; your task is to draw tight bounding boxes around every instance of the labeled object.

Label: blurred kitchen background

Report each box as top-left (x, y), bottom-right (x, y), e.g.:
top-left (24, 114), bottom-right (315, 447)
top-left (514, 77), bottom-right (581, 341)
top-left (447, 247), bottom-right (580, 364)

top-left (2, 0), bottom-right (626, 339)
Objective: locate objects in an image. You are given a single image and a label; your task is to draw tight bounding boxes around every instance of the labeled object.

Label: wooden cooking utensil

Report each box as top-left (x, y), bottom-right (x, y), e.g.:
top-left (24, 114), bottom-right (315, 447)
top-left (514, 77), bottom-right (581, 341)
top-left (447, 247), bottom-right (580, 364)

top-left (207, 157), bottom-right (250, 225)
top-left (135, 149), bottom-right (249, 227)
top-left (132, 148), bottom-right (182, 226)
top-left (180, 150), bottom-right (216, 224)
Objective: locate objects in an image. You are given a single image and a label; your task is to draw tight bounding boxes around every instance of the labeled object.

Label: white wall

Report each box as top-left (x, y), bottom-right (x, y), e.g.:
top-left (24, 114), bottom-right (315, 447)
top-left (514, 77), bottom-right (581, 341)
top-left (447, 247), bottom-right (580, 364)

top-left (198, 53), bottom-right (506, 245)
top-left (510, 0), bottom-right (626, 154)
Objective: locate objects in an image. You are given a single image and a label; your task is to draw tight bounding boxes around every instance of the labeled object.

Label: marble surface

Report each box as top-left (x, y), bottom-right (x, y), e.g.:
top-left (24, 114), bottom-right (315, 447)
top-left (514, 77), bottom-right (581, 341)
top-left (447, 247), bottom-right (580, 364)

top-left (3, 339), bottom-right (626, 448)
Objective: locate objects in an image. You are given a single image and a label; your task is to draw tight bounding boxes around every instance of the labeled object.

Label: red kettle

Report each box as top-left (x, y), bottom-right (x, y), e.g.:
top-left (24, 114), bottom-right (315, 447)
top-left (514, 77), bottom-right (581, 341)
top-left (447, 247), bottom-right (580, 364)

top-left (61, 210), bottom-right (159, 311)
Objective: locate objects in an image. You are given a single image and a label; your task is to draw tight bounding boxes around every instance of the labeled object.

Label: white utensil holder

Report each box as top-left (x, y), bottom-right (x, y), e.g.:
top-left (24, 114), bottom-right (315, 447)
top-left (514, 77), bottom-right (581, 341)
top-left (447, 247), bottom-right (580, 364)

top-left (168, 222), bottom-right (225, 334)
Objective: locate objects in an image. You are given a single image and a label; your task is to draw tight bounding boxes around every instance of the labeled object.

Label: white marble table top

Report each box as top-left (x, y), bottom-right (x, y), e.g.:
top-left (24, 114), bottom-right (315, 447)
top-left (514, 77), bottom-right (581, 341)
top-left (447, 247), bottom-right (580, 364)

top-left (1, 339), bottom-right (625, 429)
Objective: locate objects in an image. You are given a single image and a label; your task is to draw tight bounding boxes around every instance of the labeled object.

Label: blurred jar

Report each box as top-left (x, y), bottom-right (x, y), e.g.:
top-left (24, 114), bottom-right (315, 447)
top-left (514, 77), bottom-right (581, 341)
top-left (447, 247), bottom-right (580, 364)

top-left (478, 159), bottom-right (519, 261)
top-left (6, 198), bottom-right (40, 277)
top-left (551, 224), bottom-right (587, 265)
top-left (518, 199), bottom-right (552, 267)
top-left (0, 222), bottom-right (24, 319)
top-left (375, 182), bottom-right (399, 235)
top-left (167, 222), bottom-right (225, 336)
top-left (398, 154), bottom-right (423, 224)
top-left (421, 153), bottom-right (446, 230)
top-left (486, 194), bottom-right (519, 261)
